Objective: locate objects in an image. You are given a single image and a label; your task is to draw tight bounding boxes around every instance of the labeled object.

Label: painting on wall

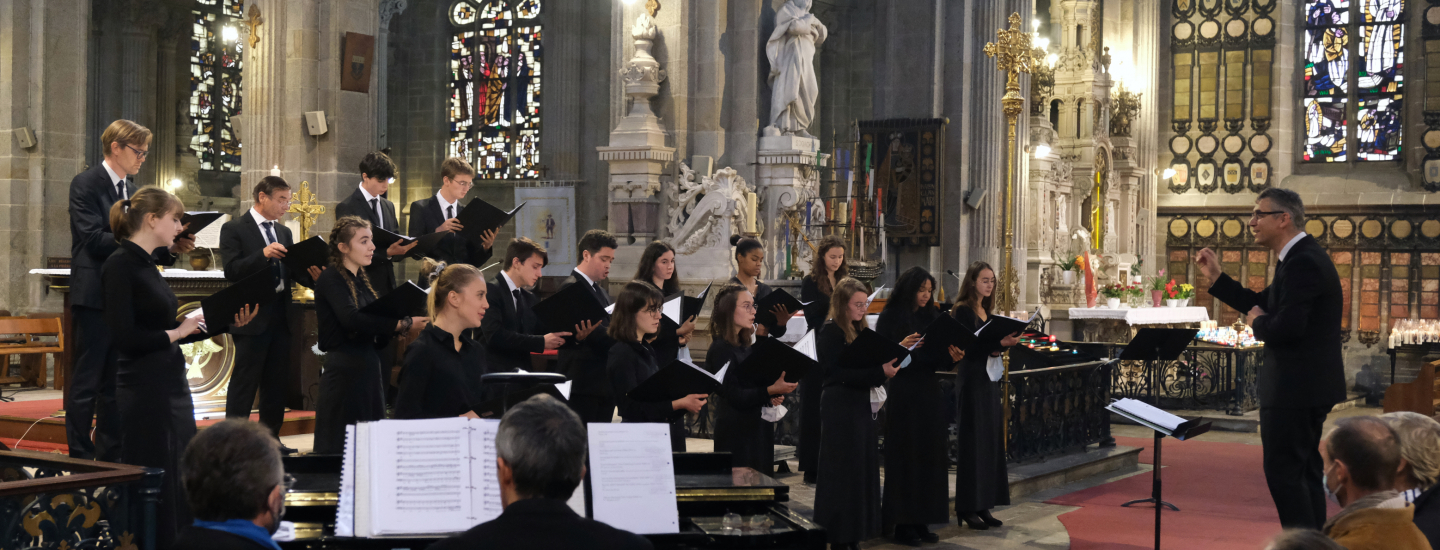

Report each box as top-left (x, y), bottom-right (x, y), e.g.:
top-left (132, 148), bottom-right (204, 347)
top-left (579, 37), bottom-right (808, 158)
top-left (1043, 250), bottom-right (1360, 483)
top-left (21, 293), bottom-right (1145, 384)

top-left (515, 185), bottom-right (576, 277)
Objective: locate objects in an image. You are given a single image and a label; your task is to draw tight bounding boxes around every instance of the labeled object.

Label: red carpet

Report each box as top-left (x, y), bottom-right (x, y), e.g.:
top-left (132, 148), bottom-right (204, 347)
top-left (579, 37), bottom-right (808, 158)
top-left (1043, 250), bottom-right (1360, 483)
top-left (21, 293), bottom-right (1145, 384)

top-left (0, 399), bottom-right (315, 455)
top-left (1046, 436), bottom-right (1339, 550)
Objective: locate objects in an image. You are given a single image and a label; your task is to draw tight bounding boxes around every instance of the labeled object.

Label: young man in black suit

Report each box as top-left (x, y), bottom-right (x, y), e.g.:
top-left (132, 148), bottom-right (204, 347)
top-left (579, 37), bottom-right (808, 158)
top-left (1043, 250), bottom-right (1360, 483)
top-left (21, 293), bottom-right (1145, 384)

top-left (172, 420), bottom-right (292, 550)
top-left (406, 156), bottom-right (497, 267)
top-left (481, 238), bottom-right (570, 373)
top-left (430, 394), bottom-right (653, 550)
top-left (218, 177), bottom-right (323, 452)
top-left (556, 230), bottom-right (617, 424)
top-left (334, 151), bottom-right (417, 292)
top-left (1196, 187), bottom-right (1346, 529)
top-left (65, 119), bottom-right (193, 460)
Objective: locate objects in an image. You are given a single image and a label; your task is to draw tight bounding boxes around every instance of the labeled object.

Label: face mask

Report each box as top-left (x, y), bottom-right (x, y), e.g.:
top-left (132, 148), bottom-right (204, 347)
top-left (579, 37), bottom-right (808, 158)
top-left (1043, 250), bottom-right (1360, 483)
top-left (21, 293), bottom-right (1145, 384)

top-left (266, 492), bottom-right (286, 535)
top-left (1322, 467), bottom-right (1340, 505)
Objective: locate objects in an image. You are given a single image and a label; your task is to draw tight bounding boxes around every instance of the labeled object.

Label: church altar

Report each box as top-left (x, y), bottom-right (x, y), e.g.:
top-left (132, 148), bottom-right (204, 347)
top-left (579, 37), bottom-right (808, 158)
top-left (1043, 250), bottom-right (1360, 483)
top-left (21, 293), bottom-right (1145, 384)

top-left (1068, 306), bottom-right (1210, 344)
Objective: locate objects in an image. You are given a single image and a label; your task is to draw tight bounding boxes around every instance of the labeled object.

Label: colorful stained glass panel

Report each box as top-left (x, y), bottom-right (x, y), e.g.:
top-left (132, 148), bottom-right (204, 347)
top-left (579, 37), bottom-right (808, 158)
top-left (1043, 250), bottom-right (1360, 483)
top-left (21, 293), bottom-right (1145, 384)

top-left (188, 7), bottom-right (243, 172)
top-left (1356, 96), bottom-right (1402, 161)
top-left (1304, 27), bottom-right (1350, 96)
top-left (449, 12), bottom-right (543, 179)
top-left (1306, 0), bottom-right (1351, 26)
top-left (1303, 97), bottom-right (1348, 161)
top-left (1361, 0), bottom-right (1402, 23)
top-left (1357, 23), bottom-right (1403, 94)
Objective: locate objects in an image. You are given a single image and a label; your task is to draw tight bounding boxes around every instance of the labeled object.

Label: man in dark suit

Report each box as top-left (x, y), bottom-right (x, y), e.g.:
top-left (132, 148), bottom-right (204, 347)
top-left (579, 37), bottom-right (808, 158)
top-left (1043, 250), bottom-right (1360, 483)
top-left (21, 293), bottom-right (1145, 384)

top-left (406, 156), bottom-right (496, 269)
top-left (430, 394), bottom-right (653, 550)
top-left (334, 151), bottom-right (417, 292)
top-left (171, 420), bottom-right (291, 550)
top-left (65, 119), bottom-right (193, 460)
top-left (556, 230), bottom-right (618, 424)
top-left (481, 238), bottom-right (570, 373)
top-left (1196, 187), bottom-right (1345, 529)
top-left (218, 177), bottom-right (323, 453)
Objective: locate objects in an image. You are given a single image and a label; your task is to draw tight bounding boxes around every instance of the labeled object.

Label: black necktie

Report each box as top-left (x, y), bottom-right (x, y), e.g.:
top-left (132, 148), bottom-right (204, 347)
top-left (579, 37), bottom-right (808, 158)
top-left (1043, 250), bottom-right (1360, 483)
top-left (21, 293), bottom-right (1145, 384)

top-left (370, 198), bottom-right (383, 230)
top-left (512, 288), bottom-right (521, 310)
top-left (446, 205), bottom-right (455, 220)
top-left (263, 222), bottom-right (284, 288)
top-left (593, 282), bottom-right (605, 302)
top-left (116, 182), bottom-right (126, 200)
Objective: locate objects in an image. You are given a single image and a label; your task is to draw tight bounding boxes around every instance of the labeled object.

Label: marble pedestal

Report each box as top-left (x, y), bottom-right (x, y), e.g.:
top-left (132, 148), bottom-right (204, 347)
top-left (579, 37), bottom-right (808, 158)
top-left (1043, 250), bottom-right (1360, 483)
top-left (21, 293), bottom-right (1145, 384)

top-left (755, 135), bottom-right (827, 279)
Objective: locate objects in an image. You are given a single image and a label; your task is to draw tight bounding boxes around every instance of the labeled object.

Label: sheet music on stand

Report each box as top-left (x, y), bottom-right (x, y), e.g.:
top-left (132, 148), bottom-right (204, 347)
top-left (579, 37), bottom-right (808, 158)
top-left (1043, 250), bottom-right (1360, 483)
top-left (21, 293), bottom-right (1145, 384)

top-left (1105, 397), bottom-right (1211, 550)
top-left (1107, 398), bottom-right (1197, 439)
top-left (587, 423), bottom-right (680, 535)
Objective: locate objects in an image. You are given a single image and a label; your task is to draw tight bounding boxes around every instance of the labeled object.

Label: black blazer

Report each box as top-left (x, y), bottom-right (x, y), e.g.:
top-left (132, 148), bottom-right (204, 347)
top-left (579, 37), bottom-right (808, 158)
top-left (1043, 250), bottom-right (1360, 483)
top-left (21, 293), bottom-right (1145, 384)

top-left (556, 271), bottom-right (615, 397)
top-left (406, 196), bottom-right (493, 266)
top-left (168, 526), bottom-right (273, 550)
top-left (1208, 235), bottom-right (1346, 409)
top-left (817, 321), bottom-right (889, 389)
top-left (102, 241), bottom-right (225, 361)
top-left (69, 164), bottom-right (175, 309)
top-left (218, 211), bottom-right (294, 335)
top-left (313, 265), bottom-right (396, 353)
top-left (395, 324), bottom-right (487, 419)
top-left (429, 497), bottom-right (653, 550)
top-left (335, 187), bottom-right (399, 292)
top-left (799, 277), bottom-right (830, 333)
top-left (1413, 483), bottom-right (1440, 550)
top-left (481, 273), bottom-right (544, 373)
top-left (729, 276), bottom-right (788, 337)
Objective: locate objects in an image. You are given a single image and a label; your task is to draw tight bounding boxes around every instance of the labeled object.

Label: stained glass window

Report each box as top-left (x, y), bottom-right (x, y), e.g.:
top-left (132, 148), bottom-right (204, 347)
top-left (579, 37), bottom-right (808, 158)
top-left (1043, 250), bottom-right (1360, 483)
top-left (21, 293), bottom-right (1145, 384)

top-left (188, 0), bottom-right (244, 172)
top-left (1301, 0), bottom-right (1403, 163)
top-left (449, 0), bottom-right (543, 180)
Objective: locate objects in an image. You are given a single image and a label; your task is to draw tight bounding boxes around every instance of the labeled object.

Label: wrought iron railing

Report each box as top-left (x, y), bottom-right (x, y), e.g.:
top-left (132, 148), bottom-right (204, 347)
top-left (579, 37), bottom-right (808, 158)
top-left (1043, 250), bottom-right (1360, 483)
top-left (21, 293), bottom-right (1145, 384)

top-left (0, 451), bottom-right (160, 550)
top-left (1105, 342), bottom-right (1261, 415)
top-left (1004, 359), bottom-right (1115, 464)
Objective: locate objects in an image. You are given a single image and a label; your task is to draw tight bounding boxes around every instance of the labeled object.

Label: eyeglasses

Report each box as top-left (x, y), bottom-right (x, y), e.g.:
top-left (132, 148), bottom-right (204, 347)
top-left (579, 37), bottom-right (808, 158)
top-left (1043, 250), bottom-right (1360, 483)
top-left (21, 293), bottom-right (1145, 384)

top-left (453, 180), bottom-right (475, 188)
top-left (1249, 210), bottom-right (1285, 220)
top-left (642, 306), bottom-right (661, 315)
top-left (739, 303), bottom-right (757, 311)
top-left (125, 144), bottom-right (150, 160)
top-left (281, 473), bottom-right (296, 493)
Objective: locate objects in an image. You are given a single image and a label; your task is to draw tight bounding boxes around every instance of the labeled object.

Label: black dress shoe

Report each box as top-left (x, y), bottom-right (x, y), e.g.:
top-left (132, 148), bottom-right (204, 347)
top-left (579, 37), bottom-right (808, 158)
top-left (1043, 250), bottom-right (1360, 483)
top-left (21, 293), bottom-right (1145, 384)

top-left (278, 444), bottom-right (298, 455)
top-left (893, 525), bottom-right (922, 547)
top-left (977, 509), bottom-right (1003, 527)
top-left (960, 513), bottom-right (989, 530)
top-left (915, 525), bottom-right (940, 543)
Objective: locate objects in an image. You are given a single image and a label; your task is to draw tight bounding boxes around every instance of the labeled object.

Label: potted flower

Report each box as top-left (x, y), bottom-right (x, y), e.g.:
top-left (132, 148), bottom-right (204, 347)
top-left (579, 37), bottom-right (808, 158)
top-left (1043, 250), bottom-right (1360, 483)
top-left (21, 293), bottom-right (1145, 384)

top-left (1054, 253), bottom-right (1082, 285)
top-left (1125, 282), bottom-right (1145, 308)
top-left (1147, 269), bottom-right (1168, 307)
top-left (1131, 258), bottom-right (1145, 285)
top-left (1177, 283), bottom-right (1195, 307)
top-left (1100, 282), bottom-right (1127, 309)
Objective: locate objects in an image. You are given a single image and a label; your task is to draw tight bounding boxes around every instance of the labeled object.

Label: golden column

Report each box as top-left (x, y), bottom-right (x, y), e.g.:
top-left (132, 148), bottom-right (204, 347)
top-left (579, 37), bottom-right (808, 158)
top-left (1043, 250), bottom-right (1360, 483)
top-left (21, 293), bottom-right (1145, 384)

top-left (984, 13), bottom-right (1034, 315)
top-left (287, 181), bottom-right (326, 302)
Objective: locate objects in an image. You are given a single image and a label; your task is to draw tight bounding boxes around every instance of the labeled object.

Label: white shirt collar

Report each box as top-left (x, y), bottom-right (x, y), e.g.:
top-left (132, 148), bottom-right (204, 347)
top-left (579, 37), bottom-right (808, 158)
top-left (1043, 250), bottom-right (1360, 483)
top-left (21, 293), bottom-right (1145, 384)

top-left (575, 269), bottom-right (597, 288)
top-left (102, 160), bottom-right (126, 187)
top-left (435, 192), bottom-right (459, 215)
top-left (1278, 232), bottom-right (1306, 262)
top-left (358, 182), bottom-right (381, 203)
top-left (249, 207), bottom-right (279, 228)
top-left (500, 271), bottom-right (521, 307)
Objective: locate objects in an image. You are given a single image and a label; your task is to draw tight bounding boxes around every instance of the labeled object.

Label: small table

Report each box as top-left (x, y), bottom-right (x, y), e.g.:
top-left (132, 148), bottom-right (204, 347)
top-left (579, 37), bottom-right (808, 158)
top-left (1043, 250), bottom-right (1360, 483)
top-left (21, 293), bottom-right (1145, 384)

top-left (1068, 307), bottom-right (1210, 343)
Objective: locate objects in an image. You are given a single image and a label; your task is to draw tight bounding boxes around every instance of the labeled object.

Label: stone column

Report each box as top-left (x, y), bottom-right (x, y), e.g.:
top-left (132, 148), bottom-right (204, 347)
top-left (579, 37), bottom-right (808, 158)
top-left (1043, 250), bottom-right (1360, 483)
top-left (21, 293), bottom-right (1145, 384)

top-left (152, 14), bottom-right (189, 190)
top-left (376, 0), bottom-right (408, 150)
top-left (724, 0), bottom-right (762, 187)
top-left (959, 0), bottom-right (1009, 271)
top-left (238, 0), bottom-right (289, 214)
top-left (1133, 0), bottom-right (1160, 267)
top-left (118, 0), bottom-right (164, 188)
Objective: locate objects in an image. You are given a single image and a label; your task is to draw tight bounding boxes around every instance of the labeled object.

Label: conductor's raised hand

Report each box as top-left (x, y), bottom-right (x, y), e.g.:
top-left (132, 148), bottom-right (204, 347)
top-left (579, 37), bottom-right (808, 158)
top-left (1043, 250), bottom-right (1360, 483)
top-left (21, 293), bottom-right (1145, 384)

top-left (900, 332), bottom-right (923, 348)
top-left (233, 304), bottom-right (259, 328)
top-left (387, 239), bottom-right (420, 258)
top-left (673, 393), bottom-right (708, 414)
top-left (767, 372), bottom-right (798, 395)
top-left (882, 358), bottom-right (900, 378)
top-left (543, 331), bottom-right (572, 349)
top-left (262, 242), bottom-right (288, 260)
top-left (948, 345), bottom-right (965, 363)
top-left (574, 319), bottom-right (600, 341)
top-left (1195, 247), bottom-right (1221, 282)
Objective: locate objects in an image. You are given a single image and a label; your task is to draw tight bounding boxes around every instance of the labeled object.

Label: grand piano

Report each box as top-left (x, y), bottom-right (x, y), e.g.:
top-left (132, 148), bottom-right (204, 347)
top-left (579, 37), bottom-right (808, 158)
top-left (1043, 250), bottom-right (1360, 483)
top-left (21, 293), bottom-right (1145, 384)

top-left (279, 452), bottom-right (825, 550)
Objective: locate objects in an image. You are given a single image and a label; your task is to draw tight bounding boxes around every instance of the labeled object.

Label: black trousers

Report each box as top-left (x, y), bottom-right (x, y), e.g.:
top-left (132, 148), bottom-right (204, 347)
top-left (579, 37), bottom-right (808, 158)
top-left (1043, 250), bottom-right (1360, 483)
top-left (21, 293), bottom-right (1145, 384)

top-left (1260, 406), bottom-right (1330, 529)
top-left (65, 306), bottom-right (122, 460)
top-left (570, 393), bottom-right (616, 424)
top-left (225, 308), bottom-right (291, 437)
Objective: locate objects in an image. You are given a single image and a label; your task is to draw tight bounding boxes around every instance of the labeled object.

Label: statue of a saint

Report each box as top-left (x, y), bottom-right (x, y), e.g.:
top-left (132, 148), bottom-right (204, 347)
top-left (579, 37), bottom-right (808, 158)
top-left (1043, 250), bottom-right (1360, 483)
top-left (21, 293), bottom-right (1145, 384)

top-left (764, 0), bottom-right (827, 138)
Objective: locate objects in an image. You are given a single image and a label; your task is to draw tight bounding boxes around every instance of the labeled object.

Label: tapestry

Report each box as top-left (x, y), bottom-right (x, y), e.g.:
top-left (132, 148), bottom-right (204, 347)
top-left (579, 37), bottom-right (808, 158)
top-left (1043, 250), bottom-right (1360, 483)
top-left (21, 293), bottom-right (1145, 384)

top-left (515, 184), bottom-right (577, 277)
top-left (858, 118), bottom-right (946, 246)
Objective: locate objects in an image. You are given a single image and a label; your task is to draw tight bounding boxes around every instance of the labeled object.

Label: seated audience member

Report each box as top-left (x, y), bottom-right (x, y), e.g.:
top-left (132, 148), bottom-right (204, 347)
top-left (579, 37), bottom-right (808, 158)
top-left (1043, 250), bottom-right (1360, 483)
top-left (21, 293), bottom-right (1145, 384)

top-left (1320, 416), bottom-right (1432, 550)
top-left (1264, 529), bottom-right (1346, 550)
top-left (430, 394), bottom-right (653, 550)
top-left (172, 420), bottom-right (289, 550)
top-left (1382, 411), bottom-right (1440, 549)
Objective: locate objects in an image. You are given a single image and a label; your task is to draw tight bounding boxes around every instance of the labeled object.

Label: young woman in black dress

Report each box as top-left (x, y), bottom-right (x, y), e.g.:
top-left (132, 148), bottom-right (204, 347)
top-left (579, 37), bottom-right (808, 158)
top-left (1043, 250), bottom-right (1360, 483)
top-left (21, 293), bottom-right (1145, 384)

top-left (632, 241), bottom-right (695, 365)
top-left (708, 284), bottom-right (797, 475)
top-left (395, 261), bottom-right (490, 419)
top-left (102, 188), bottom-right (257, 546)
top-left (312, 216), bottom-right (428, 453)
top-left (876, 267), bottom-right (965, 544)
top-left (607, 281), bottom-right (707, 451)
top-left (728, 234), bottom-right (793, 337)
top-left (798, 235), bottom-right (846, 482)
top-left (813, 278), bottom-right (909, 550)
top-left (951, 261), bottom-right (1021, 530)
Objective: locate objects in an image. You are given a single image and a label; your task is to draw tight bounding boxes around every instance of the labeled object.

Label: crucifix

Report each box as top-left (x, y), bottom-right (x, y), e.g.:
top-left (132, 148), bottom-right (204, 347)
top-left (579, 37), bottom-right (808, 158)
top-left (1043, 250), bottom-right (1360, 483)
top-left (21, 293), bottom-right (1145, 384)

top-left (242, 4), bottom-right (263, 50)
top-left (287, 181), bottom-right (326, 302)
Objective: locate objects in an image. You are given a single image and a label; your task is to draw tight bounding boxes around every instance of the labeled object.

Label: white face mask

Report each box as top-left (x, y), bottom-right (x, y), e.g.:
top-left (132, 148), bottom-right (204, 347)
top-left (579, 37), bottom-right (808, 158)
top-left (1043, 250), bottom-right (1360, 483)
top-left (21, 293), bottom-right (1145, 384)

top-left (1322, 464), bottom-right (1340, 505)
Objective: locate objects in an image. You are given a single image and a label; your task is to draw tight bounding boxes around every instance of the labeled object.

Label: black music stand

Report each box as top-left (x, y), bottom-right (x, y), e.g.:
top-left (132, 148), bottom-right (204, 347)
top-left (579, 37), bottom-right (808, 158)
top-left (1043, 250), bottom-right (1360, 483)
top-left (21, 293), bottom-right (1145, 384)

top-left (1109, 397), bottom-right (1211, 550)
top-left (479, 372), bottom-right (568, 412)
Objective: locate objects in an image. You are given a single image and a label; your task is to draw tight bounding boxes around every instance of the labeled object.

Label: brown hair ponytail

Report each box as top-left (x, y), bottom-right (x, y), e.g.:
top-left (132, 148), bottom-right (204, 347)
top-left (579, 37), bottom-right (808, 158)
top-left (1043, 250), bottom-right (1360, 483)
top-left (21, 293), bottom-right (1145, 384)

top-left (427, 263), bottom-right (484, 322)
top-left (109, 187), bottom-right (183, 243)
top-left (328, 216), bottom-right (379, 306)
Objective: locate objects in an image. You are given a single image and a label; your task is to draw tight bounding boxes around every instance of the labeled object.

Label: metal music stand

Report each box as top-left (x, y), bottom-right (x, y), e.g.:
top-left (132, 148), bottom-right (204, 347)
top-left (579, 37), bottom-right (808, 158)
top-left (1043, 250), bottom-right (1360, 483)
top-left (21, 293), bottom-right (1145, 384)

top-left (1108, 402), bottom-right (1211, 548)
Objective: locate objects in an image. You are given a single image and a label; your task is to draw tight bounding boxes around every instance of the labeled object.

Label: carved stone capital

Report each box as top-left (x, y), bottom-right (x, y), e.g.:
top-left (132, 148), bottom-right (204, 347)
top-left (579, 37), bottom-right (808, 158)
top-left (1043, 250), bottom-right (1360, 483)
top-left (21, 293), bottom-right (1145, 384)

top-left (380, 0), bottom-right (410, 27)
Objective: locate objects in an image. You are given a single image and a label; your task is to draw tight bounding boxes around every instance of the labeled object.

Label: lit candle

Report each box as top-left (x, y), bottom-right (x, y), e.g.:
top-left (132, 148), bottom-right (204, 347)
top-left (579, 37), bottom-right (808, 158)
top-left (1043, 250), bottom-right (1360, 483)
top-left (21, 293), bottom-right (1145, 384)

top-left (271, 165), bottom-right (281, 177)
top-left (745, 192), bottom-right (758, 234)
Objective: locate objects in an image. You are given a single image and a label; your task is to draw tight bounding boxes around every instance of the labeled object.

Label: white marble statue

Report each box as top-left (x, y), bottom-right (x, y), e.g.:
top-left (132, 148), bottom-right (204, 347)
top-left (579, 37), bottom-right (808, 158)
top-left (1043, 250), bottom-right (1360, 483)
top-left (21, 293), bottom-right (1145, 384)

top-left (764, 0), bottom-right (827, 138)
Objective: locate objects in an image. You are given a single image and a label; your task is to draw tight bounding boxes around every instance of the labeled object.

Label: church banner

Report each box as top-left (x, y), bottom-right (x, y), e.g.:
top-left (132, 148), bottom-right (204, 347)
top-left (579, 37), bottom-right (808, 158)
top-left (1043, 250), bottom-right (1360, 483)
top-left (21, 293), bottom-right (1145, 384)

top-left (515, 184), bottom-right (577, 277)
top-left (858, 118), bottom-right (946, 246)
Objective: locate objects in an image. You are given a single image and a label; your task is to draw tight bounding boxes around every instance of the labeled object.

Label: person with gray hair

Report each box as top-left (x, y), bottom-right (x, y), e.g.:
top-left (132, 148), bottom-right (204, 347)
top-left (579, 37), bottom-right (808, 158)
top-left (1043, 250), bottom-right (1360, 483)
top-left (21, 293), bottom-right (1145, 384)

top-left (1263, 529), bottom-right (1346, 550)
top-left (170, 419), bottom-right (290, 550)
top-left (430, 394), bottom-right (653, 550)
top-left (1381, 411), bottom-right (1440, 549)
top-left (1319, 416), bottom-right (1430, 550)
top-left (1194, 187), bottom-right (1345, 529)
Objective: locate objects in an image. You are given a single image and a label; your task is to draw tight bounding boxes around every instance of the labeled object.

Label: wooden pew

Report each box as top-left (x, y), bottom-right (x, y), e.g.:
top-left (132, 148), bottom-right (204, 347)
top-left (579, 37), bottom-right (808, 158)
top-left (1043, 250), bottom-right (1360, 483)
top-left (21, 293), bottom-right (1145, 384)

top-left (1383, 358), bottom-right (1440, 416)
top-left (0, 317), bottom-right (65, 388)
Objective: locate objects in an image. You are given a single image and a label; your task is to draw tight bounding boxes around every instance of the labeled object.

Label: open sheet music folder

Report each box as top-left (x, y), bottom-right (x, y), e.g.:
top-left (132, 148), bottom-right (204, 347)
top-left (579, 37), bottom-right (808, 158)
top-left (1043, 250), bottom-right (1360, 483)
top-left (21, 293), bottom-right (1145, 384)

top-left (1106, 398), bottom-right (1211, 440)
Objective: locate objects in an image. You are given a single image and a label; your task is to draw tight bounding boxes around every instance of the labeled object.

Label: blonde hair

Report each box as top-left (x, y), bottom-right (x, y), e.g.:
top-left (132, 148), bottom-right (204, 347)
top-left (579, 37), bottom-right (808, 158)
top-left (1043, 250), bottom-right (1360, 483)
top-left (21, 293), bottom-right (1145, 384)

top-left (101, 119), bottom-right (152, 158)
top-left (328, 216), bottom-right (379, 307)
top-left (108, 187), bottom-right (183, 243)
top-left (427, 263), bottom-right (485, 322)
top-left (441, 157), bottom-right (476, 180)
top-left (1380, 411), bottom-right (1440, 490)
top-left (827, 277), bottom-right (870, 344)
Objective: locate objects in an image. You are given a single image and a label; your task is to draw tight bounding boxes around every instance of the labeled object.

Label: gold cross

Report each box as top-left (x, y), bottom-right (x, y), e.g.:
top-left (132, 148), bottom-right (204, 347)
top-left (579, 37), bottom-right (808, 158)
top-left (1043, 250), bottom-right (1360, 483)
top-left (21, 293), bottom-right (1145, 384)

top-left (242, 4), bottom-right (263, 50)
top-left (984, 13), bottom-right (1035, 93)
top-left (287, 181), bottom-right (326, 240)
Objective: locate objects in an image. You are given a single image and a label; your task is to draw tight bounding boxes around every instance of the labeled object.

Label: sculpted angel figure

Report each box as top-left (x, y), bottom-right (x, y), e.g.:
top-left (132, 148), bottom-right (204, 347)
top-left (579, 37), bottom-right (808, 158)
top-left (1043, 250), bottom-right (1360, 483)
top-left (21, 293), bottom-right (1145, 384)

top-left (765, 0), bottom-right (827, 138)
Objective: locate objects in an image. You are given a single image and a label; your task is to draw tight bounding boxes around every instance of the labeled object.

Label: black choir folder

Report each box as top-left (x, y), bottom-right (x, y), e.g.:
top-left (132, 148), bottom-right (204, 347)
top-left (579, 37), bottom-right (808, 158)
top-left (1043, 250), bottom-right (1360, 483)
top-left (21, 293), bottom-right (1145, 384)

top-left (371, 227), bottom-right (449, 259)
top-left (533, 281), bottom-right (609, 334)
top-left (628, 359), bottom-right (727, 402)
top-left (457, 199), bottom-right (525, 242)
top-left (681, 282), bottom-right (713, 321)
top-left (754, 288), bottom-right (807, 328)
top-left (278, 236), bottom-right (329, 286)
top-left (359, 282), bottom-right (429, 319)
top-left (974, 308), bottom-right (1041, 343)
top-left (840, 328), bottom-right (911, 370)
top-left (179, 211), bottom-right (225, 240)
top-left (735, 330), bottom-right (818, 384)
top-left (474, 381), bottom-right (570, 419)
top-left (914, 313), bottom-right (977, 362)
top-left (192, 269), bottom-right (276, 331)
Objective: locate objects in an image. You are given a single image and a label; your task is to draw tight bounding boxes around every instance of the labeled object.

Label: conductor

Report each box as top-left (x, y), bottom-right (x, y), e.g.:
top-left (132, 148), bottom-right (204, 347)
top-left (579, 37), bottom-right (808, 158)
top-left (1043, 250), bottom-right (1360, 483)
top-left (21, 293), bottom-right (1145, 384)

top-left (1195, 188), bottom-right (1345, 529)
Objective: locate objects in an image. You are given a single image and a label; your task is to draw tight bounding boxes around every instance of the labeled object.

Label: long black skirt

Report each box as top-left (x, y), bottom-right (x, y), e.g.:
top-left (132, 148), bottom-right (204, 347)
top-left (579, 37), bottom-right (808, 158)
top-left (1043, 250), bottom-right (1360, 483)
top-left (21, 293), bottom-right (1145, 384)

top-left (882, 367), bottom-right (950, 525)
top-left (813, 385), bottom-right (881, 544)
top-left (116, 346), bottom-right (196, 549)
top-left (314, 347), bottom-right (386, 454)
top-left (954, 358), bottom-right (1010, 513)
top-left (796, 373), bottom-right (822, 474)
top-left (713, 395), bottom-right (775, 476)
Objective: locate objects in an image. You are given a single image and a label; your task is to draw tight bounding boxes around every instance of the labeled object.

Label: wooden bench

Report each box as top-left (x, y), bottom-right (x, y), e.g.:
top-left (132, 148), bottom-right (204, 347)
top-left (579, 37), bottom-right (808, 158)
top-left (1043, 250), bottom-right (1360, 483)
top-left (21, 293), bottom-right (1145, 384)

top-left (1383, 358), bottom-right (1440, 416)
top-left (0, 317), bottom-right (65, 389)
